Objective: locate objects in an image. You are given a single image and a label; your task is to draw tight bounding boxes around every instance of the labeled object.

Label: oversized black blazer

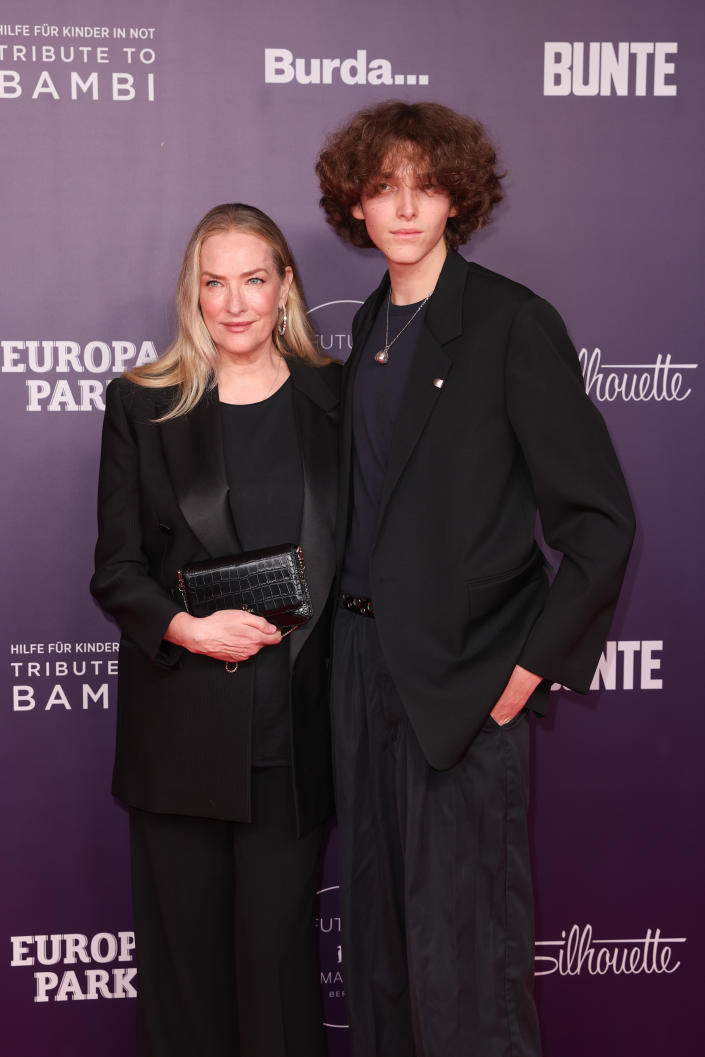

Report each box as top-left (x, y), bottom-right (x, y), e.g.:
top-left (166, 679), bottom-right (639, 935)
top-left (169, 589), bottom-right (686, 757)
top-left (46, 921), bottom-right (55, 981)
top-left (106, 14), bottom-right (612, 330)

top-left (339, 251), bottom-right (635, 769)
top-left (91, 359), bottom-right (339, 834)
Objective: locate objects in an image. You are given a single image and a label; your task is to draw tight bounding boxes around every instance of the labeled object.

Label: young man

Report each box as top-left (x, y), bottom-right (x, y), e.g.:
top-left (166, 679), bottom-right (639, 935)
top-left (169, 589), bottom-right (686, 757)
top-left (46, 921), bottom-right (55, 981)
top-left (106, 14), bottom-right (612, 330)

top-left (316, 101), bottom-right (634, 1057)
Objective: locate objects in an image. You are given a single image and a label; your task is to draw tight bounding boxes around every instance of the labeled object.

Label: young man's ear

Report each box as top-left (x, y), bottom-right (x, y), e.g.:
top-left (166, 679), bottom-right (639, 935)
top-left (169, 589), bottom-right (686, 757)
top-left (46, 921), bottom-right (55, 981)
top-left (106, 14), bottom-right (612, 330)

top-left (352, 202), bottom-right (365, 221)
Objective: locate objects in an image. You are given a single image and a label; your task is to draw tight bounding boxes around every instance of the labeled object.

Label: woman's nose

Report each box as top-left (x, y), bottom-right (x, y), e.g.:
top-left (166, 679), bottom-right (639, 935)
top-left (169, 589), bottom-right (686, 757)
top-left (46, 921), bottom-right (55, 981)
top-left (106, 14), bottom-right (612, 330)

top-left (225, 286), bottom-right (245, 313)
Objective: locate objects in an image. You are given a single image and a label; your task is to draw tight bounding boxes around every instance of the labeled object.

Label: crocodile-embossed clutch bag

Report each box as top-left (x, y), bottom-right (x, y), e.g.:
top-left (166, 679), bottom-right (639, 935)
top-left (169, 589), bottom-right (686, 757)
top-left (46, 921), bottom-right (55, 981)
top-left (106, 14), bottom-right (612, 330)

top-left (177, 544), bottom-right (312, 635)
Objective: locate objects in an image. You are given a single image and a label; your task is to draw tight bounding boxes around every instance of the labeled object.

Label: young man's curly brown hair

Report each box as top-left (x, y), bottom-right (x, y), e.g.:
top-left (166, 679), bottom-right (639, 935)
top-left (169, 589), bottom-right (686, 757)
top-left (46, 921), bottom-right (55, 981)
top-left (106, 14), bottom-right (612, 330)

top-left (315, 101), bottom-right (504, 251)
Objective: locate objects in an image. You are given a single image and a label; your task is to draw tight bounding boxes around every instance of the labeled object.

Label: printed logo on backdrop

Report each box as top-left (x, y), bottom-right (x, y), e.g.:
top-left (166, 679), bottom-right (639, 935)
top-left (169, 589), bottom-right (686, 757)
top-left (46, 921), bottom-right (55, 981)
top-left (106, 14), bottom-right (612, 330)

top-left (0, 22), bottom-right (157, 102)
top-left (10, 639), bottom-right (119, 712)
top-left (579, 348), bottom-right (695, 401)
top-left (307, 299), bottom-right (362, 364)
top-left (552, 639), bottom-right (663, 692)
top-left (3, 334), bottom-right (695, 411)
top-left (316, 885), bottom-right (347, 1030)
top-left (536, 925), bottom-right (685, 977)
top-left (265, 49), bottom-right (428, 87)
top-left (1, 340), bottom-right (158, 411)
top-left (10, 930), bottom-right (136, 1002)
top-left (544, 43), bottom-right (678, 96)
top-left (316, 895), bottom-right (684, 1008)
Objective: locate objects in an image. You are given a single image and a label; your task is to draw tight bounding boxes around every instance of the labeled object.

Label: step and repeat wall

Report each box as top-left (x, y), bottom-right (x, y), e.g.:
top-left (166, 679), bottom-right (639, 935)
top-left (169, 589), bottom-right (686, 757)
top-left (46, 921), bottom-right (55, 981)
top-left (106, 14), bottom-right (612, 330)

top-left (2, 1), bottom-right (702, 1054)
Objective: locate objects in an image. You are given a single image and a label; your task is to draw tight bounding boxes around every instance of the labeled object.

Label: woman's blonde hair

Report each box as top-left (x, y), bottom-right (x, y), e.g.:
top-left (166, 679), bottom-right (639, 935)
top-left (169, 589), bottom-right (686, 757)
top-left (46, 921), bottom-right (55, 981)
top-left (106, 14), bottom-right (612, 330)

top-left (128, 203), bottom-right (325, 419)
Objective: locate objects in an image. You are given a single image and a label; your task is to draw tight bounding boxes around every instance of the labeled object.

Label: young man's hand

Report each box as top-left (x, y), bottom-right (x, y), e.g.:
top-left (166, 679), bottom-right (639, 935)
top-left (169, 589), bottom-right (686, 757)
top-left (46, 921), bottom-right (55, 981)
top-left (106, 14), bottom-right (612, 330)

top-left (489, 664), bottom-right (542, 725)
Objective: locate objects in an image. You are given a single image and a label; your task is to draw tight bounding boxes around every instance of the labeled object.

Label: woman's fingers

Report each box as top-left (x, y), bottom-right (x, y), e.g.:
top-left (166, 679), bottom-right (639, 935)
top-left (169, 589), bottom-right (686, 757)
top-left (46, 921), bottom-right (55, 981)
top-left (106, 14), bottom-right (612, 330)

top-left (164, 608), bottom-right (282, 660)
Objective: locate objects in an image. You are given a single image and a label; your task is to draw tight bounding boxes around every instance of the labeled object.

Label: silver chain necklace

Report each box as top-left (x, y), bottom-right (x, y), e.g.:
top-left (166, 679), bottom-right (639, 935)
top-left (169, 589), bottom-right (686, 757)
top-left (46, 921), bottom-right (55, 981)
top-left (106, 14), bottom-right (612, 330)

top-left (374, 292), bottom-right (430, 364)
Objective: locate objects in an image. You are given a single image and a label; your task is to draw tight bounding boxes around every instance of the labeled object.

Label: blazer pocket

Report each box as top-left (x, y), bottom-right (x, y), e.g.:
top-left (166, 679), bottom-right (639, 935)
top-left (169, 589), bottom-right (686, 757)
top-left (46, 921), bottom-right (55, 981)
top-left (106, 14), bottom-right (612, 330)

top-left (466, 548), bottom-right (545, 620)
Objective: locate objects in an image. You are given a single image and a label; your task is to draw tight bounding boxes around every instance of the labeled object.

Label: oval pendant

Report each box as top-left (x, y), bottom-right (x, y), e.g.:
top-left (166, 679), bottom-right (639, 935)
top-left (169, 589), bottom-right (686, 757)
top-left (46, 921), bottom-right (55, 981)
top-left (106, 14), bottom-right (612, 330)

top-left (374, 349), bottom-right (389, 364)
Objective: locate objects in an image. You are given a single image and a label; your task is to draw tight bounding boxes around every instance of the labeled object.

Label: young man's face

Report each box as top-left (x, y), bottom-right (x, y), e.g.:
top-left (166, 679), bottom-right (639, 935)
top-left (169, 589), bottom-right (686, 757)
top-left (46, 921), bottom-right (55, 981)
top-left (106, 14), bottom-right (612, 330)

top-left (352, 163), bottom-right (456, 273)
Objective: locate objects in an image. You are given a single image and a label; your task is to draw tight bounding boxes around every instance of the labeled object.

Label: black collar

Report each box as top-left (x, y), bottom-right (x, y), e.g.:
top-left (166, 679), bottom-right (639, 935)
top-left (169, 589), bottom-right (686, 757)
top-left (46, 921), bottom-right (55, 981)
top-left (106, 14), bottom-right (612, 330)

top-left (359, 250), bottom-right (468, 351)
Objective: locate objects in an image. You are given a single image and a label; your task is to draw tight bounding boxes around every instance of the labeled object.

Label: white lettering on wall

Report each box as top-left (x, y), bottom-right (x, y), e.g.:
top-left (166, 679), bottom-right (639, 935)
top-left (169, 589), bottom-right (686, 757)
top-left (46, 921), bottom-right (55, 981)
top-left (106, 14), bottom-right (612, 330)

top-left (264, 48), bottom-right (429, 87)
top-left (551, 641), bottom-right (664, 692)
top-left (535, 925), bottom-right (684, 976)
top-left (579, 349), bottom-right (695, 402)
top-left (10, 931), bottom-right (137, 1002)
top-left (1, 339), bottom-right (158, 411)
top-left (544, 42), bottom-right (677, 96)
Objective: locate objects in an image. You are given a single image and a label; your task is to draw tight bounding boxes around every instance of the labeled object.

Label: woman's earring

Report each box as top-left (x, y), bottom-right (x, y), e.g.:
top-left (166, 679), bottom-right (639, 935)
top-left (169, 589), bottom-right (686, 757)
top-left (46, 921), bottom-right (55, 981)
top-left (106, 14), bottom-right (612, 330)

top-left (278, 303), bottom-right (288, 336)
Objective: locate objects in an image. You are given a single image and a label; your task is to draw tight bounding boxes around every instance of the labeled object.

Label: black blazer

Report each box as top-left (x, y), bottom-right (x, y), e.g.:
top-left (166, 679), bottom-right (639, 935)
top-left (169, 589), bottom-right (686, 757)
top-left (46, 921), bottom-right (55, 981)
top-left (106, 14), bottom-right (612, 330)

top-left (339, 251), bottom-right (635, 769)
top-left (91, 359), bottom-right (339, 834)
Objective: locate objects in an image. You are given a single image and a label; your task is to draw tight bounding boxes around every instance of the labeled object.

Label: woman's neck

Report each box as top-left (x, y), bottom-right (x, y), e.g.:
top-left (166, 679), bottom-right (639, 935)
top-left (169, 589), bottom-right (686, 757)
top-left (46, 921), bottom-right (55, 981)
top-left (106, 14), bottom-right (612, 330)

top-left (216, 348), bottom-right (290, 405)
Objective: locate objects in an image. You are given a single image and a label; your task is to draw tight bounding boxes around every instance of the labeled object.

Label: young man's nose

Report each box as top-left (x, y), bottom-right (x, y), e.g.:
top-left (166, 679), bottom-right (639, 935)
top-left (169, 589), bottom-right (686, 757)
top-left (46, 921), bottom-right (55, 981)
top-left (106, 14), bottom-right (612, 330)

top-left (396, 187), bottom-right (418, 218)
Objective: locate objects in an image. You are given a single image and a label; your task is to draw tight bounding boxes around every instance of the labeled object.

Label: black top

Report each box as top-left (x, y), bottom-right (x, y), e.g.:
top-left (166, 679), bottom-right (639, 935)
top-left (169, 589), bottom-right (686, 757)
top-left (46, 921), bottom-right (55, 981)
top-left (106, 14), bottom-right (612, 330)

top-left (341, 298), bottom-right (427, 596)
top-left (220, 377), bottom-right (303, 765)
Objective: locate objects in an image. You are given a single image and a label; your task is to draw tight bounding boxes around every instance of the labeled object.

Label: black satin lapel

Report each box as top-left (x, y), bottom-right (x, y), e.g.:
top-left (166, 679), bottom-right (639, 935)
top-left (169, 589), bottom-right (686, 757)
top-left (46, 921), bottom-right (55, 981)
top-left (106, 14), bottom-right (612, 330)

top-left (160, 390), bottom-right (240, 558)
top-left (377, 328), bottom-right (452, 518)
top-left (289, 384), bottom-right (337, 667)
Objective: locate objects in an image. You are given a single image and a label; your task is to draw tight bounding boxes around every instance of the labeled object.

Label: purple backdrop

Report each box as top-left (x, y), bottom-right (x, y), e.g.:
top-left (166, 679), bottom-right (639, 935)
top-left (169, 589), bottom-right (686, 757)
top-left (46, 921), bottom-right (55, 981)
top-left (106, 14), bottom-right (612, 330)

top-left (2, 1), bottom-right (702, 1053)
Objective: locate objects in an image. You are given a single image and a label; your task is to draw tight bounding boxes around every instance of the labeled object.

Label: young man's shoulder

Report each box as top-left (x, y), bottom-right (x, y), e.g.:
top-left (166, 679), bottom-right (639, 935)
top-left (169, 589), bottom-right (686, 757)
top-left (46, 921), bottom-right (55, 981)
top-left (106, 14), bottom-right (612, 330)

top-left (447, 254), bottom-right (549, 321)
top-left (353, 253), bottom-right (539, 322)
top-left (460, 256), bottom-right (536, 300)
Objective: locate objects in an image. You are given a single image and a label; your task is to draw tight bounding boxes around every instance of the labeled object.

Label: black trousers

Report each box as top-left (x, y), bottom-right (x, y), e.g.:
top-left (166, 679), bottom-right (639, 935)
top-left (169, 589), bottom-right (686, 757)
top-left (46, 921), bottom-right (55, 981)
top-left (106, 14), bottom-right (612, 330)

top-left (331, 607), bottom-right (542, 1057)
top-left (128, 766), bottom-right (325, 1057)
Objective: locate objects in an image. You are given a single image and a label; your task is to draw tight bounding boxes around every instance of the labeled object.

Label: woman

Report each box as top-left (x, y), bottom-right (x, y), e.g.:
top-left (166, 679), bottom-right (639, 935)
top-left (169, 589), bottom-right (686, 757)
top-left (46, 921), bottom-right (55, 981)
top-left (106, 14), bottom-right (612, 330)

top-left (90, 203), bottom-right (338, 1057)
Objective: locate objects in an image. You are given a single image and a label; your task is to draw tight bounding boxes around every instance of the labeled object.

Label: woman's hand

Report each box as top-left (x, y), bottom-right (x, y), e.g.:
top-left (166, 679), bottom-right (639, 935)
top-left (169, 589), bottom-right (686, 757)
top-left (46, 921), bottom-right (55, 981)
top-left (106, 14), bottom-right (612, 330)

top-left (164, 610), bottom-right (282, 664)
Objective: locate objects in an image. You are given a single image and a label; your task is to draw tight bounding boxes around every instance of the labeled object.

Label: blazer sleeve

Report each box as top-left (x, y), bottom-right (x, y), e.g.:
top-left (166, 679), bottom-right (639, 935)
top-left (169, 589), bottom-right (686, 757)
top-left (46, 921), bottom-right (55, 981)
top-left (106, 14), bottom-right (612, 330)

top-left (90, 379), bottom-right (183, 664)
top-left (506, 297), bottom-right (636, 691)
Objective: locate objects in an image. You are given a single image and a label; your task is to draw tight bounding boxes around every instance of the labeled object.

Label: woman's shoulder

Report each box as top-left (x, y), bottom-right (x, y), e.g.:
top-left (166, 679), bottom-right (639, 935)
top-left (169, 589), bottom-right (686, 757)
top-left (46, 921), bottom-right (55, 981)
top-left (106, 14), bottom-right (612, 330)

top-left (317, 359), bottom-right (343, 395)
top-left (288, 357), bottom-right (341, 408)
top-left (105, 374), bottom-right (179, 421)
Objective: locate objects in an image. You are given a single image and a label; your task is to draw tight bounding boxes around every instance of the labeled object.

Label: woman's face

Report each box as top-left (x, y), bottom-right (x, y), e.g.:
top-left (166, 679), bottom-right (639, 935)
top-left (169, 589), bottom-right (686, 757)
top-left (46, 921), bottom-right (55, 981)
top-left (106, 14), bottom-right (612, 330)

top-left (198, 229), bottom-right (292, 363)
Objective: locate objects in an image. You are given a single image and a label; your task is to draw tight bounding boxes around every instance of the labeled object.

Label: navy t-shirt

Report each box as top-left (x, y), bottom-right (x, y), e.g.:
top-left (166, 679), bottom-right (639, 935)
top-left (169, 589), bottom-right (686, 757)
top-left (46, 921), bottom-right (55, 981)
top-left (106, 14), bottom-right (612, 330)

top-left (341, 297), bottom-right (428, 597)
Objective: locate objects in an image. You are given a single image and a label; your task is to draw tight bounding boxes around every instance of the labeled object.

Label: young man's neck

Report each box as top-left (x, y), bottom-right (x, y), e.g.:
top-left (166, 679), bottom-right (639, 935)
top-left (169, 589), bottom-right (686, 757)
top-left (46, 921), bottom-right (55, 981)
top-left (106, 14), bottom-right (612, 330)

top-left (387, 244), bottom-right (449, 306)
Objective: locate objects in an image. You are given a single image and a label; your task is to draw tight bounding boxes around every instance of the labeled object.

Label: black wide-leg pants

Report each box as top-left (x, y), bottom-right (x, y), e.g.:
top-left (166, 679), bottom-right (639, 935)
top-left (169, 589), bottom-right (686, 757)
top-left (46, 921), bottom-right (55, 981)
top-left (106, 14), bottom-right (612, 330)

top-left (331, 607), bottom-right (542, 1057)
top-left (128, 766), bottom-right (325, 1057)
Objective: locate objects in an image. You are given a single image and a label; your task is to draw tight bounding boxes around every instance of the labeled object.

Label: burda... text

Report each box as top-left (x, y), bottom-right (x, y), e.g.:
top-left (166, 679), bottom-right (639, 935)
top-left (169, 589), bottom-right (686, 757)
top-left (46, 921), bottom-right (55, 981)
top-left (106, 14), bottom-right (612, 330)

top-left (265, 48), bottom-right (428, 86)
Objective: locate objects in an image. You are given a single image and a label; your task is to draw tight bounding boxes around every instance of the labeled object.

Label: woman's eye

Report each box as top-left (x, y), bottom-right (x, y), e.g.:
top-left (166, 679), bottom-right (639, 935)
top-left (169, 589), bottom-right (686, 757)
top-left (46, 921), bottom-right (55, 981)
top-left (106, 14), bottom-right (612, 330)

top-left (247, 276), bottom-right (264, 285)
top-left (204, 279), bottom-right (221, 288)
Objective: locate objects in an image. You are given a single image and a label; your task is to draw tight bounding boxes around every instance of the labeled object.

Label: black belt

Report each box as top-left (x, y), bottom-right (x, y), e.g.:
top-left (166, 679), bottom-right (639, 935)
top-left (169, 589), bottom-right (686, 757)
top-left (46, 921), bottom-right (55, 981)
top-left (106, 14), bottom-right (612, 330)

top-left (341, 593), bottom-right (375, 618)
